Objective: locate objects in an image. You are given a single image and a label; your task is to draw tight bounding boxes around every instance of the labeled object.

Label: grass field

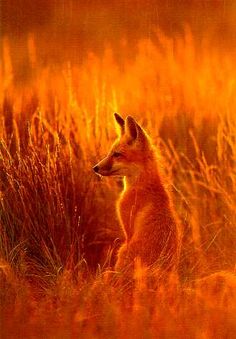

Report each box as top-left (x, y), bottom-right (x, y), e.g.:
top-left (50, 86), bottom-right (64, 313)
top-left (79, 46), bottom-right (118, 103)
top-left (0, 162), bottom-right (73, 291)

top-left (0, 28), bottom-right (236, 338)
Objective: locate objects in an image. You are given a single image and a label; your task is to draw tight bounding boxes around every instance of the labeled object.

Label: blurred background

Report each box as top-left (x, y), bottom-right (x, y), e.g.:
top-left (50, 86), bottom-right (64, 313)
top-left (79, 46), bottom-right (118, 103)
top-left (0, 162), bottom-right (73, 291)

top-left (2, 0), bottom-right (236, 76)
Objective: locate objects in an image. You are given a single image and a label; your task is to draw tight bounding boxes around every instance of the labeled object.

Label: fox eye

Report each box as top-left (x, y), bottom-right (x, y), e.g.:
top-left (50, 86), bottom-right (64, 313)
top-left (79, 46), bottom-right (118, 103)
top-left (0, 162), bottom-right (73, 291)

top-left (113, 152), bottom-right (122, 158)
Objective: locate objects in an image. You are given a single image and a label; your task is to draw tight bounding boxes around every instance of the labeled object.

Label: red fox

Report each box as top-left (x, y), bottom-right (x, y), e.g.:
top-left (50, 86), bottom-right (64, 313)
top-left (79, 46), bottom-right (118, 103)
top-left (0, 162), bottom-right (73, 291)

top-left (93, 113), bottom-right (181, 275)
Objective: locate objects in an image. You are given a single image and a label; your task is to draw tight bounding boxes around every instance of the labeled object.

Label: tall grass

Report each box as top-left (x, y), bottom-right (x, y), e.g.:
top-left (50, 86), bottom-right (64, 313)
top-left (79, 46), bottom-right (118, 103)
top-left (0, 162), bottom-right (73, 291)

top-left (0, 30), bottom-right (236, 337)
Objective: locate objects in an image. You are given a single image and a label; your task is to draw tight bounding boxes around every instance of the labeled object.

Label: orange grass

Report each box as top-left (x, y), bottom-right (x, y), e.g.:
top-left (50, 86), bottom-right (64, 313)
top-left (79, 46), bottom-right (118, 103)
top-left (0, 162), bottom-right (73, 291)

top-left (0, 30), bottom-right (236, 338)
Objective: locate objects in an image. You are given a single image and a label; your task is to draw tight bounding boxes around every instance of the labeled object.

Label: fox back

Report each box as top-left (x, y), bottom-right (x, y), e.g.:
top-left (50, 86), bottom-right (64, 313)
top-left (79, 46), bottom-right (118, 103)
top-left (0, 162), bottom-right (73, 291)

top-left (93, 113), bottom-right (181, 273)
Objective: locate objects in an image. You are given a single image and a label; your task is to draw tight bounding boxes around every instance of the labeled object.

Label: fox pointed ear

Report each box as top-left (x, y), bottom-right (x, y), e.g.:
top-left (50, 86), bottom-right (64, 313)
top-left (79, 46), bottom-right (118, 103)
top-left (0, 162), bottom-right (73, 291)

top-left (126, 116), bottom-right (148, 145)
top-left (114, 112), bottom-right (125, 134)
top-left (125, 116), bottom-right (138, 141)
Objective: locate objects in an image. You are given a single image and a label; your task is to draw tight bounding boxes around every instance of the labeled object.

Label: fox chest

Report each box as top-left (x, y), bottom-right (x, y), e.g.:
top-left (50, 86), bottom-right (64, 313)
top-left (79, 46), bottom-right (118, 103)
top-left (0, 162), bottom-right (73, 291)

top-left (117, 190), bottom-right (143, 240)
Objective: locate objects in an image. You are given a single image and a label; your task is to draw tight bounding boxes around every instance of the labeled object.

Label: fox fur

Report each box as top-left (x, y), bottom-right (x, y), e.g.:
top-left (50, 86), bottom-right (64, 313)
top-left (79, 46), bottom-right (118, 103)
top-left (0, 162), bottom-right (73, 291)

top-left (93, 113), bottom-right (181, 274)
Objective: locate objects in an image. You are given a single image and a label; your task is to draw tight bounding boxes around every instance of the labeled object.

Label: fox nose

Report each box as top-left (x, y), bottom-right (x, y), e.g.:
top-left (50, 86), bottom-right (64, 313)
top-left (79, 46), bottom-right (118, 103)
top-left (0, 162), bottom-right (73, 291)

top-left (93, 165), bottom-right (99, 173)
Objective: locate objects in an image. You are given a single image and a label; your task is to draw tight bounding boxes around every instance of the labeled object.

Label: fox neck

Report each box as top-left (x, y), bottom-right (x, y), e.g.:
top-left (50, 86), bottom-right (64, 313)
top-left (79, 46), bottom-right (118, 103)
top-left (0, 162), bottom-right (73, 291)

top-left (124, 156), bottom-right (164, 192)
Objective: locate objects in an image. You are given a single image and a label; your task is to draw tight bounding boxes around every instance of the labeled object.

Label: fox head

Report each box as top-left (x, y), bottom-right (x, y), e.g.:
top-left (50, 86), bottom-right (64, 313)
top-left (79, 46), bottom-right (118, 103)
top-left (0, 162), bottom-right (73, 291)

top-left (93, 113), bottom-right (153, 177)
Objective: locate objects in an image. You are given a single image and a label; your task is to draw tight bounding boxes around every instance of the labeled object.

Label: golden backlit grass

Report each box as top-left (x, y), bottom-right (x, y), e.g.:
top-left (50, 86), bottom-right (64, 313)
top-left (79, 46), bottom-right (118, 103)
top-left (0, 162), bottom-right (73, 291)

top-left (0, 30), bottom-right (236, 338)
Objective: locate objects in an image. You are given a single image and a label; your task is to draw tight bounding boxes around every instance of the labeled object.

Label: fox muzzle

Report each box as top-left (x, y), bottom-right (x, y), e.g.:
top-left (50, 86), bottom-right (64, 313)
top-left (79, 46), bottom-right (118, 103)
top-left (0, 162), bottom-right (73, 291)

top-left (93, 165), bottom-right (99, 173)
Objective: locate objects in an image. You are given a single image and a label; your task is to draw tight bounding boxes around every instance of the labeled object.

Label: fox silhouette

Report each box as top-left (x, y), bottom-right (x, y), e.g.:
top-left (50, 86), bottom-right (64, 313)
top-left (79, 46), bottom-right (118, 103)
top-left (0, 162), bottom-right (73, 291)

top-left (94, 113), bottom-right (181, 274)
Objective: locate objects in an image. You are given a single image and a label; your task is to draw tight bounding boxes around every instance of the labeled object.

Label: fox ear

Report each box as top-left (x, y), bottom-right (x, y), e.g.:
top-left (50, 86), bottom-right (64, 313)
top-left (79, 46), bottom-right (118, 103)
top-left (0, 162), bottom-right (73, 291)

top-left (114, 112), bottom-right (125, 134)
top-left (126, 116), bottom-right (147, 145)
top-left (125, 116), bottom-right (138, 141)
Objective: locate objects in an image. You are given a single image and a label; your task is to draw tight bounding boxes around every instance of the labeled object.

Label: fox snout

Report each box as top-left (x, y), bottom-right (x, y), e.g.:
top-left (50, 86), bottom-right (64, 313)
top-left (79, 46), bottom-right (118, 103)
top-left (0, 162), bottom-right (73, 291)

top-left (93, 156), bottom-right (114, 176)
top-left (93, 165), bottom-right (99, 173)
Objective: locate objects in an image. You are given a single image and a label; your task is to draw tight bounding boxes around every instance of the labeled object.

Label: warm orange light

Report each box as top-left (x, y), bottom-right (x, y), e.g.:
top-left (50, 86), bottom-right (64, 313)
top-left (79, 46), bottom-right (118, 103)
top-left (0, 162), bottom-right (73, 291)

top-left (0, 2), bottom-right (236, 337)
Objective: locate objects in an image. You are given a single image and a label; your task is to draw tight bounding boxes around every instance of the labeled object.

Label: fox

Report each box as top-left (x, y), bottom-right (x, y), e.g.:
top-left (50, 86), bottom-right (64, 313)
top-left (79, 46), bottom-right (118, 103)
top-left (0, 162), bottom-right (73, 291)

top-left (93, 113), bottom-right (181, 275)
